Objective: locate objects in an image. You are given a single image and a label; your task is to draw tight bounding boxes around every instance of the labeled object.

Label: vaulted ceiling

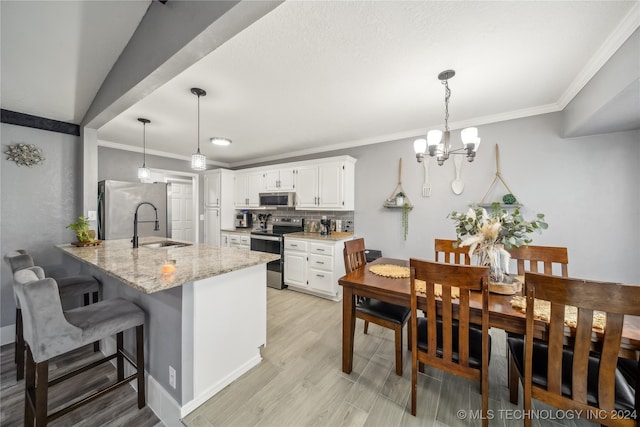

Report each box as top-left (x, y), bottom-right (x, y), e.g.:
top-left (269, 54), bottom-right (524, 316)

top-left (2, 1), bottom-right (638, 168)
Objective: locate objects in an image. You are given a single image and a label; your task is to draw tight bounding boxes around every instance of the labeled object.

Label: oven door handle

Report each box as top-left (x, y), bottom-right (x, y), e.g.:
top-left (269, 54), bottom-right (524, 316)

top-left (251, 235), bottom-right (281, 242)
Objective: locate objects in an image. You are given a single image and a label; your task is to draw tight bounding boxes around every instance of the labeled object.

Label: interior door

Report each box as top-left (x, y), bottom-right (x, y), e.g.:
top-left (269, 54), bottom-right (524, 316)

top-left (170, 181), bottom-right (194, 241)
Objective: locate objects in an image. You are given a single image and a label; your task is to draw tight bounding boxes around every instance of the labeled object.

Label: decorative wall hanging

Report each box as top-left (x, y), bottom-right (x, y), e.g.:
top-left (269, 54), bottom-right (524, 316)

top-left (5, 143), bottom-right (45, 167)
top-left (479, 144), bottom-right (520, 208)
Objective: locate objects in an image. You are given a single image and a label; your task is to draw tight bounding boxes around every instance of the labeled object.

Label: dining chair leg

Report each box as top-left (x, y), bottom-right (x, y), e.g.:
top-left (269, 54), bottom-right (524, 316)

top-left (117, 331), bottom-right (124, 381)
top-left (363, 320), bottom-right (369, 334)
top-left (406, 319), bottom-right (412, 351)
top-left (394, 325), bottom-right (403, 376)
top-left (136, 325), bottom-right (146, 409)
top-left (25, 347), bottom-right (35, 427)
top-left (508, 349), bottom-right (519, 404)
top-left (411, 354), bottom-right (417, 416)
top-left (16, 308), bottom-right (25, 380)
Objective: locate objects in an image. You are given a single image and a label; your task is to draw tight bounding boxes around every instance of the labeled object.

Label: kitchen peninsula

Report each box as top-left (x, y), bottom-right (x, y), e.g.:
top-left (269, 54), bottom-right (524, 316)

top-left (57, 237), bottom-right (279, 426)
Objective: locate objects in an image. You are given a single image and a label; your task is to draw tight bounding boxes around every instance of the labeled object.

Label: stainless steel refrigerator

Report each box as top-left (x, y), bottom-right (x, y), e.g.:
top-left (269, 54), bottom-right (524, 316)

top-left (97, 180), bottom-right (168, 240)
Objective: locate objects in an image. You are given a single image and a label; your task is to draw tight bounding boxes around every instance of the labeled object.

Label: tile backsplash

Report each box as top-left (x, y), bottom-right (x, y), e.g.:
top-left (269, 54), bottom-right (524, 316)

top-left (246, 208), bottom-right (354, 232)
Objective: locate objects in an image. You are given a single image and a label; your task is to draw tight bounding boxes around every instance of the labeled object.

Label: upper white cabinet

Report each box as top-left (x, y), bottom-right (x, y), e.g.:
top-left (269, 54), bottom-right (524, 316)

top-left (234, 171), bottom-right (262, 208)
top-left (263, 167), bottom-right (295, 192)
top-left (204, 172), bottom-right (221, 207)
top-left (203, 169), bottom-right (236, 246)
top-left (294, 158), bottom-right (355, 210)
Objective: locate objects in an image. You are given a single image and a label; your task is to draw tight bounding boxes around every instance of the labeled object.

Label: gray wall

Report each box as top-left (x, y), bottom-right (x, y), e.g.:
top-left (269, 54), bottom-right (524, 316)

top-left (346, 113), bottom-right (640, 283)
top-left (1, 123), bottom-right (84, 329)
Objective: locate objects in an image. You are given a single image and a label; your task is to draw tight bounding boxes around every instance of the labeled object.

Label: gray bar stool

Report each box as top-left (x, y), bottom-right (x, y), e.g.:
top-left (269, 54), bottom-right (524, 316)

top-left (13, 269), bottom-right (146, 426)
top-left (4, 251), bottom-right (101, 381)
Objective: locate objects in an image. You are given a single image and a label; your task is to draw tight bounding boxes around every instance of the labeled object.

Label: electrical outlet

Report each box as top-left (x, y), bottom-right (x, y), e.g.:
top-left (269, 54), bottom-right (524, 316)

top-left (169, 366), bottom-right (176, 388)
top-left (87, 210), bottom-right (97, 221)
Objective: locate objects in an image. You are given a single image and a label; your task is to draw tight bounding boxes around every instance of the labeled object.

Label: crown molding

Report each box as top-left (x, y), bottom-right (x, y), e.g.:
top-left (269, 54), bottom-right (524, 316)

top-left (557, 2), bottom-right (640, 109)
top-left (98, 140), bottom-right (232, 168)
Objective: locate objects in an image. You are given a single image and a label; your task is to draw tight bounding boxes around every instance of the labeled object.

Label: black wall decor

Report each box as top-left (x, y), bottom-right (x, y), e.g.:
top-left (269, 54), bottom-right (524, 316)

top-left (1, 109), bottom-right (80, 136)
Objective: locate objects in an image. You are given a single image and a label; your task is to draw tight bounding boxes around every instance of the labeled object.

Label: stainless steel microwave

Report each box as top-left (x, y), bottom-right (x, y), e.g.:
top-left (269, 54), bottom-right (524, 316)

top-left (259, 192), bottom-right (296, 207)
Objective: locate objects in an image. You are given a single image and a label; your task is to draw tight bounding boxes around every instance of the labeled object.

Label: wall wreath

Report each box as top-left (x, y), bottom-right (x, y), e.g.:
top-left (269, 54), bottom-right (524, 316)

top-left (4, 143), bottom-right (45, 167)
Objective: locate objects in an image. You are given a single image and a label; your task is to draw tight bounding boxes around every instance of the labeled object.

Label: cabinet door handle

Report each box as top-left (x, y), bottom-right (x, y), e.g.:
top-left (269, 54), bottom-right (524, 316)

top-left (291, 244), bottom-right (298, 247)
top-left (316, 261), bottom-right (324, 265)
top-left (316, 248), bottom-right (325, 252)
top-left (316, 274), bottom-right (325, 278)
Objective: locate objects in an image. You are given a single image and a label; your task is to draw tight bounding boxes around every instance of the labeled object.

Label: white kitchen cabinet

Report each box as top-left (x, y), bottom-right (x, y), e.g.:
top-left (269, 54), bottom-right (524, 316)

top-left (204, 172), bottom-right (221, 206)
top-left (234, 172), bottom-right (262, 208)
top-left (221, 233), bottom-right (230, 247)
top-left (263, 167), bottom-right (295, 192)
top-left (283, 237), bottom-right (349, 301)
top-left (203, 169), bottom-right (235, 247)
top-left (204, 208), bottom-right (220, 247)
top-left (294, 158), bottom-right (355, 210)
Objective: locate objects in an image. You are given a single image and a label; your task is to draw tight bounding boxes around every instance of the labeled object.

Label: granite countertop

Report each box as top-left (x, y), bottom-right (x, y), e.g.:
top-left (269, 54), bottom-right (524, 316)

top-left (285, 232), bottom-right (355, 242)
top-left (220, 228), bottom-right (255, 234)
top-left (56, 237), bottom-right (279, 294)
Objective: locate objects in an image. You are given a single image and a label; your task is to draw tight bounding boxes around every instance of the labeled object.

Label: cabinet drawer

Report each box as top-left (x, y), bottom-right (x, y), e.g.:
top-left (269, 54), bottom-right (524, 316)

top-left (229, 235), bottom-right (241, 244)
top-left (240, 236), bottom-right (250, 245)
top-left (308, 269), bottom-right (334, 294)
top-left (308, 253), bottom-right (332, 272)
top-left (284, 239), bottom-right (307, 251)
top-left (309, 242), bottom-right (333, 256)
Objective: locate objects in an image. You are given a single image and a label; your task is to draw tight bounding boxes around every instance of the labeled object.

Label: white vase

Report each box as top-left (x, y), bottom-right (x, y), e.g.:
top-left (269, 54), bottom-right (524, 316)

top-left (396, 196), bottom-right (404, 206)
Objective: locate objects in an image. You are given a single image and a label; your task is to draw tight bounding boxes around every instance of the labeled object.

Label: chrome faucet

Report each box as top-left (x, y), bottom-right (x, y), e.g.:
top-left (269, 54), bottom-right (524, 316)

top-left (132, 202), bottom-right (160, 248)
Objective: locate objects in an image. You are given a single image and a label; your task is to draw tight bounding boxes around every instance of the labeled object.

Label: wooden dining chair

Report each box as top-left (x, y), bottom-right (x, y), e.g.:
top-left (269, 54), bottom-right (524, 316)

top-left (434, 239), bottom-right (473, 265)
top-left (506, 245), bottom-right (568, 277)
top-left (410, 259), bottom-right (490, 425)
top-left (343, 238), bottom-right (410, 376)
top-left (508, 272), bottom-right (640, 426)
top-left (506, 245), bottom-right (569, 403)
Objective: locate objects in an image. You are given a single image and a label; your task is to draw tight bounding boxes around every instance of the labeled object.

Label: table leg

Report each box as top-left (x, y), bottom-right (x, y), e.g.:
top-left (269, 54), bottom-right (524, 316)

top-left (342, 287), bottom-right (356, 373)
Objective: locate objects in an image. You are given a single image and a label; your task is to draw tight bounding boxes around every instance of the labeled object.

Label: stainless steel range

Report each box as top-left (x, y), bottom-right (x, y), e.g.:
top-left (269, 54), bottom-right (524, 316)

top-left (250, 217), bottom-right (303, 289)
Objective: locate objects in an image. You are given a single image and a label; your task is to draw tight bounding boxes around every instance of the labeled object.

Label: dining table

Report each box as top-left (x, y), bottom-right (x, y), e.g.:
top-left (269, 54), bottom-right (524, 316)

top-left (338, 257), bottom-right (640, 374)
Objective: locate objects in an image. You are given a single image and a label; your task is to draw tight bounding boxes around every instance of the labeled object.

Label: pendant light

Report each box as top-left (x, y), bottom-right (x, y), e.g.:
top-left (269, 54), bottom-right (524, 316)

top-left (137, 118), bottom-right (151, 179)
top-left (190, 88), bottom-right (207, 170)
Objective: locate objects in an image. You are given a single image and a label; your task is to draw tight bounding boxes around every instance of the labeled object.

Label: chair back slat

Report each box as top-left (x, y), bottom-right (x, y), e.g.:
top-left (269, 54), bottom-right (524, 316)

top-left (523, 272), bottom-right (640, 425)
top-left (572, 308), bottom-right (595, 404)
top-left (343, 238), bottom-right (366, 273)
top-left (507, 245), bottom-right (568, 277)
top-left (458, 290), bottom-right (470, 367)
top-left (434, 239), bottom-right (472, 265)
top-left (441, 289), bottom-right (453, 362)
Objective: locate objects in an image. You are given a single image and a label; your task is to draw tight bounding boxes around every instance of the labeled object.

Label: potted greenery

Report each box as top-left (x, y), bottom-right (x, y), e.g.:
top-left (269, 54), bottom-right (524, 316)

top-left (66, 215), bottom-right (96, 244)
top-left (401, 202), bottom-right (410, 240)
top-left (395, 192), bottom-right (405, 206)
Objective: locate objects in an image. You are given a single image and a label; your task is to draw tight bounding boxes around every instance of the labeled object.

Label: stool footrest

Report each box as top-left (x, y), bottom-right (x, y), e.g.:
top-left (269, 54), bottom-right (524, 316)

top-left (48, 353), bottom-right (118, 387)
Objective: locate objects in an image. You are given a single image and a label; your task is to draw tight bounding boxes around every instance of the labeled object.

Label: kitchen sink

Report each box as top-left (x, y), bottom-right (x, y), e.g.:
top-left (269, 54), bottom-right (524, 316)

top-left (141, 241), bottom-right (191, 249)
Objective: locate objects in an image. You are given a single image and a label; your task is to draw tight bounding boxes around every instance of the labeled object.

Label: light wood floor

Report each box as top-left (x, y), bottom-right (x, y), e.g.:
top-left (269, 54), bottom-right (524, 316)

top-left (1, 342), bottom-right (161, 426)
top-left (183, 288), bottom-right (598, 427)
top-left (2, 288), bottom-right (600, 427)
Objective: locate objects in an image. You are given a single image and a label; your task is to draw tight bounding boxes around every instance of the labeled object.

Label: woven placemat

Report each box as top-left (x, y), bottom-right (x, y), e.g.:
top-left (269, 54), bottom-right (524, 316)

top-left (510, 296), bottom-right (606, 330)
top-left (369, 264), bottom-right (409, 278)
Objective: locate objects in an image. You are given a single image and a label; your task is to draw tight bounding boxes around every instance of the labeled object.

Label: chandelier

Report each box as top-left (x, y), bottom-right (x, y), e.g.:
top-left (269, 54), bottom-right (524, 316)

top-left (414, 70), bottom-right (481, 166)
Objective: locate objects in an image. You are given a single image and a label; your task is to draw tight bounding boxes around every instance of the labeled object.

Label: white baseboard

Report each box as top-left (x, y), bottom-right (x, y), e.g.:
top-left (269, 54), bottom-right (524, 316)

top-left (1, 324), bottom-right (15, 346)
top-left (179, 353), bottom-right (262, 418)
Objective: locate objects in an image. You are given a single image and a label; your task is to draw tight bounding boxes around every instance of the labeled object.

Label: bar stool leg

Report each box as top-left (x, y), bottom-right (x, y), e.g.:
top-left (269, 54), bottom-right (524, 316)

top-left (117, 332), bottom-right (124, 381)
top-left (16, 308), bottom-right (25, 380)
top-left (136, 325), bottom-right (146, 409)
top-left (25, 347), bottom-right (35, 427)
top-left (34, 360), bottom-right (48, 427)
top-left (83, 292), bottom-right (101, 353)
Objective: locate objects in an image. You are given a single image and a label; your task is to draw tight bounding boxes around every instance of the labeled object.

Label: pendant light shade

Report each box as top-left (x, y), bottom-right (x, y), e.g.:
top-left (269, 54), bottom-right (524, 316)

top-left (137, 118), bottom-right (151, 179)
top-left (191, 88), bottom-right (207, 171)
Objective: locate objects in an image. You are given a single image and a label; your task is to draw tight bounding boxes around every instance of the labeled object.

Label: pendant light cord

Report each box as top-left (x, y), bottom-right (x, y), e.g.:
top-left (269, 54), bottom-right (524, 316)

top-left (196, 93), bottom-right (201, 154)
top-left (142, 122), bottom-right (147, 167)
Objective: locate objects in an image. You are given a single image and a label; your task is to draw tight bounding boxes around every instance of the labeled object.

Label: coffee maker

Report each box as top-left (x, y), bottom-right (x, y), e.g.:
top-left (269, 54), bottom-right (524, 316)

top-left (320, 216), bottom-right (331, 235)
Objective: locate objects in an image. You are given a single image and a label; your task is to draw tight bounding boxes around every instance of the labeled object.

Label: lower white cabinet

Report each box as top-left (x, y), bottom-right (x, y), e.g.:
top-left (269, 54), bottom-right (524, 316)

top-left (283, 237), bottom-right (349, 301)
top-left (221, 232), bottom-right (250, 249)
